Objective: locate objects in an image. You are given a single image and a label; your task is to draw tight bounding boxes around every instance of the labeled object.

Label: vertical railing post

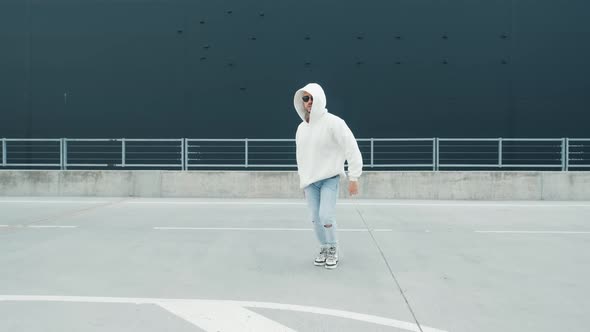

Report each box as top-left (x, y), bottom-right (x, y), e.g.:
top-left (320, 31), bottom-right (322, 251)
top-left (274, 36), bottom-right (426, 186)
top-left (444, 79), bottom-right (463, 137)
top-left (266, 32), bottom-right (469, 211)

top-left (183, 138), bottom-right (188, 171)
top-left (498, 137), bottom-right (503, 169)
top-left (63, 139), bottom-right (68, 170)
top-left (245, 138), bottom-right (248, 168)
top-left (60, 138), bottom-right (64, 170)
top-left (180, 139), bottom-right (184, 171)
top-left (432, 138), bottom-right (436, 171)
top-left (434, 138), bottom-right (439, 171)
top-left (370, 138), bottom-right (374, 168)
top-left (562, 137), bottom-right (569, 172)
top-left (566, 138), bottom-right (570, 171)
top-left (122, 138), bottom-right (126, 168)
top-left (1, 138), bottom-right (6, 167)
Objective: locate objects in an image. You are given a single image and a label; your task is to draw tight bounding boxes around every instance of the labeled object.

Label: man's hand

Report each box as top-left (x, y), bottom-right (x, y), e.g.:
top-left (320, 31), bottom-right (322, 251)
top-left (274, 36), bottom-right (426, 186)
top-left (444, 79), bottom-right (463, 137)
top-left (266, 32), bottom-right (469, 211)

top-left (348, 181), bottom-right (359, 196)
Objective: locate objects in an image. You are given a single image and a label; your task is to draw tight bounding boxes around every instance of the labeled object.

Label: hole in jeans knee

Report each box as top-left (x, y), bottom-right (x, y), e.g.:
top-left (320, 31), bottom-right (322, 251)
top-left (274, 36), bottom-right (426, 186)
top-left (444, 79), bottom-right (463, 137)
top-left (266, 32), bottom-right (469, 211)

top-left (324, 224), bottom-right (333, 228)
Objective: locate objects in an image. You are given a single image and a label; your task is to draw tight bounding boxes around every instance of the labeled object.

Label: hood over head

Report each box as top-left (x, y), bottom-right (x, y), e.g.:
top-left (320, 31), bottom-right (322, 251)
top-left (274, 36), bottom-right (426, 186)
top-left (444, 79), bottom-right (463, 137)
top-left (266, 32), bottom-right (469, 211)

top-left (293, 83), bottom-right (327, 124)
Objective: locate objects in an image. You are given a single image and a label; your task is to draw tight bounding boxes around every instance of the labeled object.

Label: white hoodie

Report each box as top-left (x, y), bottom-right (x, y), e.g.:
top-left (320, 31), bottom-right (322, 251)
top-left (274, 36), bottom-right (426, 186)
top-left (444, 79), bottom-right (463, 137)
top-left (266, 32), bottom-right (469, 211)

top-left (293, 83), bottom-right (363, 189)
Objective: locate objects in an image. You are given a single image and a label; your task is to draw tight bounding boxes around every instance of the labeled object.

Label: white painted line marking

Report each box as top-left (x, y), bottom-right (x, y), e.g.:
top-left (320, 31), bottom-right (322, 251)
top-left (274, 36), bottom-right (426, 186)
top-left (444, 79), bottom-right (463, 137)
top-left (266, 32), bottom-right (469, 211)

top-left (159, 300), bottom-right (296, 332)
top-left (155, 227), bottom-right (311, 231)
top-left (131, 201), bottom-right (305, 205)
top-left (0, 225), bottom-right (77, 229)
top-left (1, 199), bottom-right (589, 208)
top-left (240, 301), bottom-right (441, 332)
top-left (476, 230), bottom-right (590, 234)
top-left (153, 227), bottom-right (393, 232)
top-left (27, 225), bottom-right (78, 229)
top-left (128, 201), bottom-right (590, 207)
top-left (0, 200), bottom-right (109, 204)
top-left (0, 295), bottom-right (448, 332)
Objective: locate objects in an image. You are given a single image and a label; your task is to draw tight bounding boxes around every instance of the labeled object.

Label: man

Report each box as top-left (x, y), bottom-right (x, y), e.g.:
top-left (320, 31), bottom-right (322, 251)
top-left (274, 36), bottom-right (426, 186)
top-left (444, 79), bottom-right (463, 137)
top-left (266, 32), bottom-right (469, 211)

top-left (293, 83), bottom-right (363, 269)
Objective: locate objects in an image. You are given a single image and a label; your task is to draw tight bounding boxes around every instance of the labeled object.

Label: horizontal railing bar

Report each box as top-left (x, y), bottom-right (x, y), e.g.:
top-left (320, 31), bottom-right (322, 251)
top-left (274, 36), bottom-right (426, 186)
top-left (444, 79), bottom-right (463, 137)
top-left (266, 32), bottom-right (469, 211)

top-left (65, 158), bottom-right (118, 161)
top-left (66, 139), bottom-right (120, 142)
top-left (439, 138), bottom-right (500, 142)
top-left (246, 152), bottom-right (297, 155)
top-left (114, 164), bottom-right (182, 167)
top-left (67, 146), bottom-right (121, 149)
top-left (123, 139), bottom-right (182, 142)
top-left (370, 145), bottom-right (434, 148)
top-left (367, 164), bottom-right (434, 167)
top-left (438, 164), bottom-right (504, 167)
top-left (502, 153), bottom-right (561, 155)
top-left (370, 152), bottom-right (434, 155)
top-left (188, 152), bottom-right (245, 155)
top-left (187, 146), bottom-right (245, 149)
top-left (187, 164), bottom-right (250, 167)
top-left (4, 159), bottom-right (60, 162)
top-left (240, 139), bottom-right (294, 142)
top-left (66, 139), bottom-right (179, 142)
top-left (67, 152), bottom-right (124, 155)
top-left (440, 164), bottom-right (561, 168)
top-left (4, 144), bottom-right (60, 148)
top-left (4, 139), bottom-right (61, 142)
top-left (249, 160), bottom-right (298, 162)
top-left (359, 138), bottom-right (434, 142)
top-left (124, 152), bottom-right (182, 155)
top-left (125, 160), bottom-right (181, 163)
top-left (439, 152), bottom-right (499, 154)
top-left (65, 164), bottom-right (109, 167)
top-left (3, 163), bottom-right (61, 166)
top-left (187, 139), bottom-right (246, 142)
top-left (373, 159), bottom-right (434, 162)
top-left (501, 146), bottom-right (561, 148)
top-left (123, 146), bottom-right (181, 148)
top-left (220, 165), bottom-right (298, 168)
top-left (501, 138), bottom-right (563, 142)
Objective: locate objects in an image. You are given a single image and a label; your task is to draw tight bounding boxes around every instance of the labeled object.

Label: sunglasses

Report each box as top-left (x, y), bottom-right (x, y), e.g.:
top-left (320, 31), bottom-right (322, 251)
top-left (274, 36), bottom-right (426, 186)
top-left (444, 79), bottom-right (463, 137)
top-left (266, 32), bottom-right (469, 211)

top-left (302, 95), bottom-right (313, 102)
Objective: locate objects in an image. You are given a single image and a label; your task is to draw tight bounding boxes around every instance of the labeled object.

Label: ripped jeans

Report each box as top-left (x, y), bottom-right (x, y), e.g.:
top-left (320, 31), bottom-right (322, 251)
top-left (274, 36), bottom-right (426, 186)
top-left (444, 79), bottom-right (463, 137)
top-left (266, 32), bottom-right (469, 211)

top-left (304, 175), bottom-right (340, 248)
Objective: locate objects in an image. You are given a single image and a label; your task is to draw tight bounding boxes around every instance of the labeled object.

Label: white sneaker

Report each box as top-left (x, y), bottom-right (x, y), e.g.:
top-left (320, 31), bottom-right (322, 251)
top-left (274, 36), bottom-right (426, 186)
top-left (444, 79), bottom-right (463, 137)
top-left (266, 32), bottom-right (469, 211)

top-left (325, 246), bottom-right (339, 269)
top-left (314, 247), bottom-right (328, 266)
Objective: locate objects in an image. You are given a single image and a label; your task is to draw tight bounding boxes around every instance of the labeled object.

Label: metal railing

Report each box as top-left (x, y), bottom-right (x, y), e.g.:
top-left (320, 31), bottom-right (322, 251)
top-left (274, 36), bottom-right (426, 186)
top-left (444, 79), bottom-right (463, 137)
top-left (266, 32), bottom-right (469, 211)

top-left (1, 138), bottom-right (589, 171)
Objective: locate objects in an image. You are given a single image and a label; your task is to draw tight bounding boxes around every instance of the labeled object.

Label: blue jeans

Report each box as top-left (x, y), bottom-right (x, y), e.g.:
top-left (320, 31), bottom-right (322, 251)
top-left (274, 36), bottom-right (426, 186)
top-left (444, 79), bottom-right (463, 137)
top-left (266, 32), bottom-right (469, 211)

top-left (304, 175), bottom-right (340, 247)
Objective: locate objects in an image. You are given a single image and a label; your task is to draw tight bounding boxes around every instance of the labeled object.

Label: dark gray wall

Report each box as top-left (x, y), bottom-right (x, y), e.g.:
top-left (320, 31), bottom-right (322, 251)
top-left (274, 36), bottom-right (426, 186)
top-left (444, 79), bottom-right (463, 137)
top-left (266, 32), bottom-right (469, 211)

top-left (1, 0), bottom-right (589, 139)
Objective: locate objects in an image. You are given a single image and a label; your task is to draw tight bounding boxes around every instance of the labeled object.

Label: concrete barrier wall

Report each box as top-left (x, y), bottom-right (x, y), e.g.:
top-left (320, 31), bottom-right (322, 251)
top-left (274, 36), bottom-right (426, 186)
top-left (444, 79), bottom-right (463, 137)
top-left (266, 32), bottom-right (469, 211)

top-left (0, 170), bottom-right (589, 200)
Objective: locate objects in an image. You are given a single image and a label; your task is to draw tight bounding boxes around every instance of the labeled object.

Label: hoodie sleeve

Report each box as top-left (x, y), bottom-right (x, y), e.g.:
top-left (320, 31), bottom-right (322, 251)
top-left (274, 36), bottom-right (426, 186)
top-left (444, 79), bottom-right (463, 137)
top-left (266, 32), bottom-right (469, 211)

top-left (295, 125), bottom-right (302, 169)
top-left (332, 118), bottom-right (363, 181)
